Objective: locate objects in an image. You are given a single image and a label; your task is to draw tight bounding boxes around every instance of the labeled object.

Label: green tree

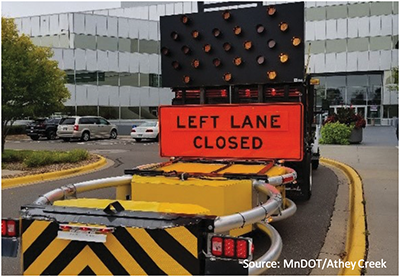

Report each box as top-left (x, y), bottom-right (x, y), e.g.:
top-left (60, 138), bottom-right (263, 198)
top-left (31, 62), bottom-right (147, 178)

top-left (2, 17), bottom-right (70, 151)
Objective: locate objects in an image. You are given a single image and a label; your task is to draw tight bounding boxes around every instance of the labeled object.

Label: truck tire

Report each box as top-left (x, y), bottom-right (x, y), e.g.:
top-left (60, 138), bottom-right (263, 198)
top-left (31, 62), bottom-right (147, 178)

top-left (312, 159), bottom-right (319, 170)
top-left (299, 154), bottom-right (312, 200)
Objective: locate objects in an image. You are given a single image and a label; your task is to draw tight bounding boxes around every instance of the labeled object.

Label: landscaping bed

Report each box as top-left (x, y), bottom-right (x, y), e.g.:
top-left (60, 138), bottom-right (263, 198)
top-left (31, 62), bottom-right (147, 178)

top-left (2, 149), bottom-right (100, 179)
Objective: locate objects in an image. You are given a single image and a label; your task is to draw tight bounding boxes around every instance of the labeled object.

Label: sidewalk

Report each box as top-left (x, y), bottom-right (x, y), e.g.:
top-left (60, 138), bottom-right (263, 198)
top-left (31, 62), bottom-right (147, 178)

top-left (320, 126), bottom-right (398, 275)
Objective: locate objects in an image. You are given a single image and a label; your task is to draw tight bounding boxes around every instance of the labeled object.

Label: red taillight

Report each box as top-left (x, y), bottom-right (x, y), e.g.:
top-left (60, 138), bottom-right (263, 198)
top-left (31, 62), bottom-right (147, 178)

top-left (271, 88), bottom-right (277, 96)
top-left (6, 220), bottom-right (17, 237)
top-left (236, 240), bottom-right (248, 259)
top-left (211, 236), bottom-right (251, 259)
top-left (131, 129), bottom-right (136, 132)
top-left (145, 129), bottom-right (153, 133)
top-left (211, 236), bottom-right (223, 256)
top-left (1, 220), bottom-right (6, 236)
top-left (221, 89), bottom-right (227, 97)
top-left (245, 89), bottom-right (251, 98)
top-left (224, 238), bottom-right (235, 257)
top-left (73, 124), bottom-right (79, 131)
top-left (60, 225), bottom-right (72, 231)
top-left (80, 227), bottom-right (91, 232)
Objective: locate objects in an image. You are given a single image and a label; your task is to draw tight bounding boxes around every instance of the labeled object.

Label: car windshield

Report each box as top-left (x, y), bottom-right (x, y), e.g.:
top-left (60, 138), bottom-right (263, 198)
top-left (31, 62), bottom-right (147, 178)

top-left (60, 118), bottom-right (76, 125)
top-left (140, 122), bottom-right (158, 127)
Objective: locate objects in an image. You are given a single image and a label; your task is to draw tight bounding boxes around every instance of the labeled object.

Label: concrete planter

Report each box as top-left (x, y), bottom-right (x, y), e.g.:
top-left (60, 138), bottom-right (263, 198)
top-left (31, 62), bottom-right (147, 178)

top-left (349, 128), bottom-right (363, 144)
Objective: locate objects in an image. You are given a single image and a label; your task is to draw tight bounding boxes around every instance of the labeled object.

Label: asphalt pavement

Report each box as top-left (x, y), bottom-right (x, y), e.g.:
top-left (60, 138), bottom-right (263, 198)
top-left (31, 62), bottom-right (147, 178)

top-left (320, 126), bottom-right (398, 275)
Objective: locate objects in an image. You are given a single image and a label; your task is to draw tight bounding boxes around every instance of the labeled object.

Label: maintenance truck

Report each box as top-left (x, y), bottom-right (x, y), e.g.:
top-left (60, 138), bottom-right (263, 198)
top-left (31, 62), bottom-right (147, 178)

top-left (2, 2), bottom-right (319, 275)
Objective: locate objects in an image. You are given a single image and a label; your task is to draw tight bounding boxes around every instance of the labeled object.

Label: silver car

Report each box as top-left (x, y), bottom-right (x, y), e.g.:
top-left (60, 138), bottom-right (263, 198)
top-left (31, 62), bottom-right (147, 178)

top-left (57, 116), bottom-right (118, 142)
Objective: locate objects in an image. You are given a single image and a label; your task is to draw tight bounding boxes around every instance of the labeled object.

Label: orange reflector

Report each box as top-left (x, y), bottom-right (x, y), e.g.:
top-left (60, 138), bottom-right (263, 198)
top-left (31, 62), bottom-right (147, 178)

top-left (279, 22), bottom-right (289, 32)
top-left (279, 53), bottom-right (289, 63)
top-left (267, 71), bottom-right (277, 80)
top-left (292, 37), bottom-right (301, 47)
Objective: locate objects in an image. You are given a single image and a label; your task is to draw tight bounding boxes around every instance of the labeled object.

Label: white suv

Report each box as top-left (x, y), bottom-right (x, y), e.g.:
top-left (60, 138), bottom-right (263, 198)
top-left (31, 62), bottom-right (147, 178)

top-left (57, 116), bottom-right (118, 142)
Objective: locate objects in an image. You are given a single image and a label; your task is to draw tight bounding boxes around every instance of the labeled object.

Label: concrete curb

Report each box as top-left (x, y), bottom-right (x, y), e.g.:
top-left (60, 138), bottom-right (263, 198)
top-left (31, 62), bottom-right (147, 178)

top-left (320, 157), bottom-right (367, 275)
top-left (1, 155), bottom-right (107, 189)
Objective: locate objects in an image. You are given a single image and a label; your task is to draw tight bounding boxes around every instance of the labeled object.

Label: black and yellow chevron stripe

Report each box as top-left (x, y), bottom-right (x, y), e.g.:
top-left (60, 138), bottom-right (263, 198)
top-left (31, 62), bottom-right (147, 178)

top-left (22, 219), bottom-right (200, 275)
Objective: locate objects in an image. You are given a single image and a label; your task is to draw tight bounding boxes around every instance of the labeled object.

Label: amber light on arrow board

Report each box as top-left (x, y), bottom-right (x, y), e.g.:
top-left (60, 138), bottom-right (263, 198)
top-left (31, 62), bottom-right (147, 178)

top-left (213, 58), bottom-right (222, 67)
top-left (192, 30), bottom-right (200, 39)
top-left (223, 73), bottom-right (232, 82)
top-left (256, 24), bottom-right (265, 34)
top-left (171, 32), bottom-right (179, 40)
top-left (191, 59), bottom-right (200, 68)
top-left (279, 22), bottom-right (289, 32)
top-left (161, 47), bottom-right (169, 56)
top-left (183, 75), bottom-right (191, 84)
top-left (223, 42), bottom-right (232, 52)
top-left (268, 39), bottom-right (276, 49)
top-left (234, 57), bottom-right (243, 66)
top-left (279, 53), bottom-right (289, 63)
top-left (181, 45), bottom-right (191, 55)
top-left (257, 55), bottom-right (265, 65)
top-left (267, 71), bottom-right (277, 80)
top-left (233, 26), bottom-right (242, 36)
top-left (181, 15), bottom-right (190, 24)
top-left (213, 28), bottom-right (221, 38)
top-left (204, 44), bottom-right (212, 53)
top-left (222, 11), bottom-right (231, 20)
top-left (292, 37), bottom-right (301, 47)
top-left (172, 61), bottom-right (180, 70)
top-left (244, 41), bottom-right (252, 50)
top-left (267, 6), bottom-right (276, 16)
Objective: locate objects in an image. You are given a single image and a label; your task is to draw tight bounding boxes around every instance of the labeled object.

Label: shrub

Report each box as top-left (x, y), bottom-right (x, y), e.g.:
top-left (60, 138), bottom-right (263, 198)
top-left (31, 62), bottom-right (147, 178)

top-left (7, 125), bottom-right (27, 135)
top-left (320, 122), bottom-right (352, 145)
top-left (3, 149), bottom-right (90, 168)
top-left (2, 149), bottom-right (33, 163)
top-left (323, 107), bottom-right (366, 130)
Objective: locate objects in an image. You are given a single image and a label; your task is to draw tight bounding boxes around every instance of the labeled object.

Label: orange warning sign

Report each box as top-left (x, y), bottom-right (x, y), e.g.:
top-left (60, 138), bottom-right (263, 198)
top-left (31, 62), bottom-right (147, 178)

top-left (159, 103), bottom-right (304, 161)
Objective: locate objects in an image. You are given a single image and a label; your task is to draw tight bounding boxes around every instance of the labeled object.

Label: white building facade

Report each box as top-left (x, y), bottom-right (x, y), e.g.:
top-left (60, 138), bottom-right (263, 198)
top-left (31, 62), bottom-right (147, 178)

top-left (13, 1), bottom-right (399, 124)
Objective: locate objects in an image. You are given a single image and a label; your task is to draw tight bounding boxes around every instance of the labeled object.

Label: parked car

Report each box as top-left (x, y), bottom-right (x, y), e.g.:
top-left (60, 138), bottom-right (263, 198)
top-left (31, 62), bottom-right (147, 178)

top-left (26, 118), bottom-right (62, 140)
top-left (57, 116), bottom-right (118, 142)
top-left (131, 121), bottom-right (159, 142)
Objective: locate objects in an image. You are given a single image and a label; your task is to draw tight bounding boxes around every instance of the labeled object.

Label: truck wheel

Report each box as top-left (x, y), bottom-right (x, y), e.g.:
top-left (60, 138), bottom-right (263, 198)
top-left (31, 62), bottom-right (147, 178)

top-left (300, 157), bottom-right (312, 200)
top-left (81, 131), bottom-right (90, 142)
top-left (31, 136), bottom-right (39, 141)
top-left (312, 159), bottom-right (319, 170)
top-left (47, 130), bottom-right (56, 140)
